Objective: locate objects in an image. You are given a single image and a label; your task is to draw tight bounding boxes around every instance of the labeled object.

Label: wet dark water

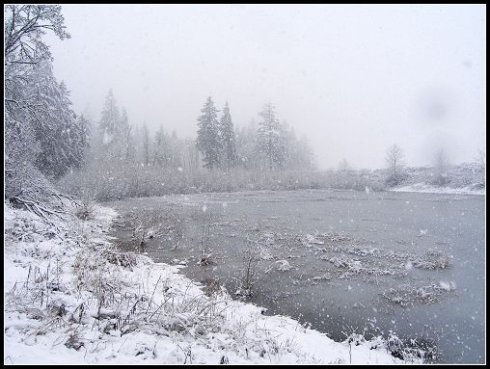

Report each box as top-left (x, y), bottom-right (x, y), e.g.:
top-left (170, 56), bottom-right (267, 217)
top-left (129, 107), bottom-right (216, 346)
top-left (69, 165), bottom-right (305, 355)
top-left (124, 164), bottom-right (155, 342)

top-left (105, 189), bottom-right (485, 363)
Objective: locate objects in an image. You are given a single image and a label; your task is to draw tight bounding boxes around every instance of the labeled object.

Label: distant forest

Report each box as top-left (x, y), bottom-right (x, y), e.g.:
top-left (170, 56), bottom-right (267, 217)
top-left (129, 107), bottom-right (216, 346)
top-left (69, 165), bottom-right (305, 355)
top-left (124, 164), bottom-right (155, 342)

top-left (5, 5), bottom-right (485, 203)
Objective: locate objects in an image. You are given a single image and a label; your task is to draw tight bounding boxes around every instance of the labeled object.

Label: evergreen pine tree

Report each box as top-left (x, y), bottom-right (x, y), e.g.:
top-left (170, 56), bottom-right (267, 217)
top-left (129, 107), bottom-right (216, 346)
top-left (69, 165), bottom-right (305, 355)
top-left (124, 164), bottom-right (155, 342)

top-left (124, 126), bottom-right (136, 162)
top-left (142, 123), bottom-right (150, 166)
top-left (119, 108), bottom-right (133, 161)
top-left (99, 90), bottom-right (120, 148)
top-left (218, 102), bottom-right (237, 170)
top-left (28, 63), bottom-right (86, 179)
top-left (257, 103), bottom-right (284, 171)
top-left (71, 113), bottom-right (90, 169)
top-left (153, 126), bottom-right (168, 166)
top-left (196, 97), bottom-right (221, 169)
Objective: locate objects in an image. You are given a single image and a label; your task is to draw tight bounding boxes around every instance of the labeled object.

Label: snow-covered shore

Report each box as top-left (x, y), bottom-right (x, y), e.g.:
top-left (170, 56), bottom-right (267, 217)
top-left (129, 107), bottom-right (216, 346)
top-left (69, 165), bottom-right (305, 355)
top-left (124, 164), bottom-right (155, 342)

top-left (390, 183), bottom-right (485, 196)
top-left (4, 200), bottom-right (418, 364)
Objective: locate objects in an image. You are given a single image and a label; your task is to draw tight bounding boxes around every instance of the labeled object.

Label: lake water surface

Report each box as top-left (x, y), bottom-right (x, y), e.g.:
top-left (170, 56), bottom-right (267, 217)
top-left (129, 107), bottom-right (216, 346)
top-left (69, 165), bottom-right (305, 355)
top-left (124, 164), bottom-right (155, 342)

top-left (106, 189), bottom-right (485, 363)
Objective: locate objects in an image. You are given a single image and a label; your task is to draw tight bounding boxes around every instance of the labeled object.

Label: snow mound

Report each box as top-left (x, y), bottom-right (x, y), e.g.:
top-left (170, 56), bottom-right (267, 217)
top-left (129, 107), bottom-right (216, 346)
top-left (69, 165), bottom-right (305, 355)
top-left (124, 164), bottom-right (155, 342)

top-left (390, 183), bottom-right (485, 195)
top-left (305, 234), bottom-right (324, 245)
top-left (275, 259), bottom-right (293, 271)
top-left (259, 248), bottom-right (274, 260)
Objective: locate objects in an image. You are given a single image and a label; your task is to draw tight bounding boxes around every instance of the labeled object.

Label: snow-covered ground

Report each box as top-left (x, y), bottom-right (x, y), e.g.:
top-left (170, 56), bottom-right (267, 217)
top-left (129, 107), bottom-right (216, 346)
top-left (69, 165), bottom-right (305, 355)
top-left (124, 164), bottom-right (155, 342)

top-left (4, 200), bottom-right (420, 364)
top-left (390, 183), bottom-right (485, 196)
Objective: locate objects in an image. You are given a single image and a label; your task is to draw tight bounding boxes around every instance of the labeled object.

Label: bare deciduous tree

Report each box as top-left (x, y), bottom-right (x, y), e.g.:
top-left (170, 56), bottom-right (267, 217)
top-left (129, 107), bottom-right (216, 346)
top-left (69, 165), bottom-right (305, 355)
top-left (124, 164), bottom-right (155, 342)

top-left (385, 145), bottom-right (404, 176)
top-left (385, 144), bottom-right (406, 187)
top-left (338, 158), bottom-right (351, 172)
top-left (432, 148), bottom-right (450, 186)
top-left (4, 5), bottom-right (70, 65)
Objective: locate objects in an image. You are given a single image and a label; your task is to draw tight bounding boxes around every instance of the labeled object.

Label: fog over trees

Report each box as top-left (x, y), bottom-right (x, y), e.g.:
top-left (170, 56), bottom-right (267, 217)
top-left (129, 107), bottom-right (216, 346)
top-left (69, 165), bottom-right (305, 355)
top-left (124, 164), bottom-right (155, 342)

top-left (4, 5), bottom-right (485, 366)
top-left (4, 4), bottom-right (485, 203)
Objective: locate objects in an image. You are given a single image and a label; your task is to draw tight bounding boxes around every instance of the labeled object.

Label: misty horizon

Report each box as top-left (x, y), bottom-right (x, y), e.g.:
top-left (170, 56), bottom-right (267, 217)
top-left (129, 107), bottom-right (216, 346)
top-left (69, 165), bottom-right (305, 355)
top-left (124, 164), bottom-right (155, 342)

top-left (43, 4), bottom-right (485, 170)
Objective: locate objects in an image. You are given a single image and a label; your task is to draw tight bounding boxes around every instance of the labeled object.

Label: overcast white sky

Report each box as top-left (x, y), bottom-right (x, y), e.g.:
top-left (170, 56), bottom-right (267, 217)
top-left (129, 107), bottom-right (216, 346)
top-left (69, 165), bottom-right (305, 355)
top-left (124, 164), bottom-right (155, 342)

top-left (44, 4), bottom-right (486, 170)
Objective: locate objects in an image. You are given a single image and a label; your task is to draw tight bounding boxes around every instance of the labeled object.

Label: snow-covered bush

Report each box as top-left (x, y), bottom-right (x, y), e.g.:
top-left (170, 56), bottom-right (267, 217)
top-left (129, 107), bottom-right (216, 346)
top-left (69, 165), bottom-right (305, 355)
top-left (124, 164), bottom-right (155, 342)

top-left (412, 250), bottom-right (451, 270)
top-left (236, 249), bottom-right (259, 298)
top-left (382, 283), bottom-right (455, 307)
top-left (72, 199), bottom-right (96, 221)
top-left (384, 172), bottom-right (410, 188)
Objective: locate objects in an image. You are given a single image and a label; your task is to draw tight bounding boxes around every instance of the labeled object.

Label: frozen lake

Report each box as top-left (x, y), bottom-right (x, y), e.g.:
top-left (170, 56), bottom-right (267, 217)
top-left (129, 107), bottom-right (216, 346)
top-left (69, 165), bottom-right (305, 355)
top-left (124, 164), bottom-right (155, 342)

top-left (107, 189), bottom-right (485, 363)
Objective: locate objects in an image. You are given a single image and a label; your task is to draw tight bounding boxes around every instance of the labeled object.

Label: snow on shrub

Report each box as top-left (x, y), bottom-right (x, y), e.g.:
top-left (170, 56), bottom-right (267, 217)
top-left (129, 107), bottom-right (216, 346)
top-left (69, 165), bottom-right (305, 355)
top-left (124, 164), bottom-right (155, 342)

top-left (412, 249), bottom-right (451, 270)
